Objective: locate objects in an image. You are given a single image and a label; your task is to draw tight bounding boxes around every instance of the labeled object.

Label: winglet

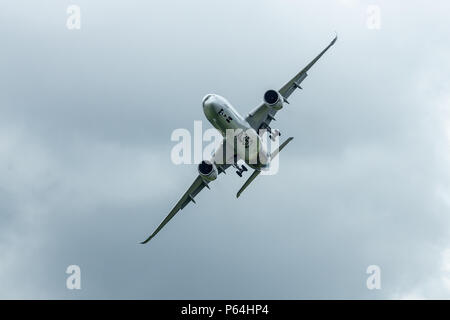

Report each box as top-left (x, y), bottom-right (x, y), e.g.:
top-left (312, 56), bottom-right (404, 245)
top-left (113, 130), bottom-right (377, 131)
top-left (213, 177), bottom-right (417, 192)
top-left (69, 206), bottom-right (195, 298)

top-left (140, 235), bottom-right (153, 244)
top-left (331, 33), bottom-right (338, 46)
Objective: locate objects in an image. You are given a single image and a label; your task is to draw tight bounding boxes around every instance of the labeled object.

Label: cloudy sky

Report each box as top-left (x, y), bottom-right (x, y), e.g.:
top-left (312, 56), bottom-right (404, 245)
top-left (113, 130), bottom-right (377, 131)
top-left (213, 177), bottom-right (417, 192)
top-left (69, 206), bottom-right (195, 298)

top-left (0, 0), bottom-right (449, 299)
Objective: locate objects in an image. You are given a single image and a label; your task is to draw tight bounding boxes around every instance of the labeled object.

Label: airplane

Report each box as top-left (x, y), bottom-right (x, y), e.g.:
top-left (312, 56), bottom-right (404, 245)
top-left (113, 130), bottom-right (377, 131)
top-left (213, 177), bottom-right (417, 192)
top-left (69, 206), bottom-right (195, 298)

top-left (141, 35), bottom-right (337, 244)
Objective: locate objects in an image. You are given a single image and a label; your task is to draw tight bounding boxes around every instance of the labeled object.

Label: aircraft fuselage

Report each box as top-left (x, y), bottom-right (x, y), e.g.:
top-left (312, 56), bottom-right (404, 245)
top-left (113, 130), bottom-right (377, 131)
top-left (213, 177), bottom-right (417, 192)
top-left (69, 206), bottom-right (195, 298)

top-left (202, 94), bottom-right (270, 169)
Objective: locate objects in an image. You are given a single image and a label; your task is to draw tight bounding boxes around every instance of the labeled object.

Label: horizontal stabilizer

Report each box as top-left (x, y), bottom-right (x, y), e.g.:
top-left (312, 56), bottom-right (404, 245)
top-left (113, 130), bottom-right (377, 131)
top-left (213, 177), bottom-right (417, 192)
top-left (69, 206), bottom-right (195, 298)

top-left (271, 137), bottom-right (294, 158)
top-left (236, 170), bottom-right (261, 198)
top-left (236, 137), bottom-right (294, 198)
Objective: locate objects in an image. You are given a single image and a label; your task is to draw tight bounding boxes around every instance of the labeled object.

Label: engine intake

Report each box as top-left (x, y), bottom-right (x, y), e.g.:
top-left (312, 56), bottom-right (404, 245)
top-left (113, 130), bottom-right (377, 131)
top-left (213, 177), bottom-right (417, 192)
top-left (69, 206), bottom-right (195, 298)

top-left (263, 89), bottom-right (283, 110)
top-left (198, 160), bottom-right (218, 181)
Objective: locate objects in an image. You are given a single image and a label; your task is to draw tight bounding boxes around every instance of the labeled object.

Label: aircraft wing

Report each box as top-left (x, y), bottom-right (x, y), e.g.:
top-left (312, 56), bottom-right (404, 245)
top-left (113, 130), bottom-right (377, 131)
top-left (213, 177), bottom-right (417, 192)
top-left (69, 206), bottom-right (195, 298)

top-left (246, 35), bottom-right (337, 131)
top-left (141, 139), bottom-right (231, 244)
top-left (279, 35), bottom-right (337, 99)
top-left (140, 175), bottom-right (208, 244)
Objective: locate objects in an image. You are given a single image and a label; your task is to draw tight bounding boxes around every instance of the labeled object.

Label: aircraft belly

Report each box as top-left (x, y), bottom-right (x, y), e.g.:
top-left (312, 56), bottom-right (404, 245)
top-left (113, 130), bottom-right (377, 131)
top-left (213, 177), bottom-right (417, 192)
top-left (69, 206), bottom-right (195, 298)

top-left (234, 129), bottom-right (270, 167)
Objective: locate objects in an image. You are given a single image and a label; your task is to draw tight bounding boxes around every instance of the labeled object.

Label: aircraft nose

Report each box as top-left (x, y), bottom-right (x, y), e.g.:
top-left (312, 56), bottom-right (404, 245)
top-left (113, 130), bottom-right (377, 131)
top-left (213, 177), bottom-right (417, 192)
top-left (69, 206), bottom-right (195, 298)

top-left (202, 94), bottom-right (213, 109)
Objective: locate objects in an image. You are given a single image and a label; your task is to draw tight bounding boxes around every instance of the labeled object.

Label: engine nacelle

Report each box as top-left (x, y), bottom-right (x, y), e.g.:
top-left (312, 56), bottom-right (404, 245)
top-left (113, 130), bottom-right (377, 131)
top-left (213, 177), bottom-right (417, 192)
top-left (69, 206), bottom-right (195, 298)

top-left (263, 89), bottom-right (283, 110)
top-left (198, 160), bottom-right (218, 181)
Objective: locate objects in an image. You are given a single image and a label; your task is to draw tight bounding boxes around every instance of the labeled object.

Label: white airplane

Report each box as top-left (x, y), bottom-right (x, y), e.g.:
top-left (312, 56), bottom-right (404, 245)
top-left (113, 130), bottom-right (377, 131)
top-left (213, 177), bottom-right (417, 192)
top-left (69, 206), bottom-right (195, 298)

top-left (141, 36), bottom-right (337, 244)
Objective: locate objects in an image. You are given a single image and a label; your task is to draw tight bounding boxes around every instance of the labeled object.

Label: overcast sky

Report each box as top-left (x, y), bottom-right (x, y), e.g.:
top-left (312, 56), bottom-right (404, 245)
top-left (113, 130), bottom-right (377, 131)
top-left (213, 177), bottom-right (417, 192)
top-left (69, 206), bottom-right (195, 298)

top-left (0, 0), bottom-right (449, 299)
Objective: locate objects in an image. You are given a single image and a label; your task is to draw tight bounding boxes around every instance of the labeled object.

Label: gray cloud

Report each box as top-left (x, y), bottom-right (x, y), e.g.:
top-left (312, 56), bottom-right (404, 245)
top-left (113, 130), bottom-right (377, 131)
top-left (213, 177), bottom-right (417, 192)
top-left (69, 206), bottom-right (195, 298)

top-left (0, 0), bottom-right (449, 299)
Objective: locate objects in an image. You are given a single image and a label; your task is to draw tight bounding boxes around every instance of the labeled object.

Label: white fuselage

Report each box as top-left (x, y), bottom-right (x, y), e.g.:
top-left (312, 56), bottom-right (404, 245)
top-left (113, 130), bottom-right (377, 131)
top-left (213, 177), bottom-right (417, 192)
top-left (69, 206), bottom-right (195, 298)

top-left (202, 94), bottom-right (270, 169)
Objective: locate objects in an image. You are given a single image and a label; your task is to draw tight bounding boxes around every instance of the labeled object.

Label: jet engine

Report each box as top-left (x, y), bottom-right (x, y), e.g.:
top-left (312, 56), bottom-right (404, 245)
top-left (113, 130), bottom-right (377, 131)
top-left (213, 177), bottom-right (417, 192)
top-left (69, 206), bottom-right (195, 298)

top-left (198, 160), bottom-right (218, 181)
top-left (263, 89), bottom-right (283, 110)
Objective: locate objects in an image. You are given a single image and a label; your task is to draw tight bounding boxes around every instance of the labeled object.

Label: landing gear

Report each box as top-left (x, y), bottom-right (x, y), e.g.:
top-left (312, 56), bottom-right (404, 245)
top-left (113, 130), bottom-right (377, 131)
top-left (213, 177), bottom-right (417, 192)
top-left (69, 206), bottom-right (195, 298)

top-left (234, 164), bottom-right (247, 177)
top-left (261, 124), bottom-right (281, 141)
top-left (269, 129), bottom-right (281, 141)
